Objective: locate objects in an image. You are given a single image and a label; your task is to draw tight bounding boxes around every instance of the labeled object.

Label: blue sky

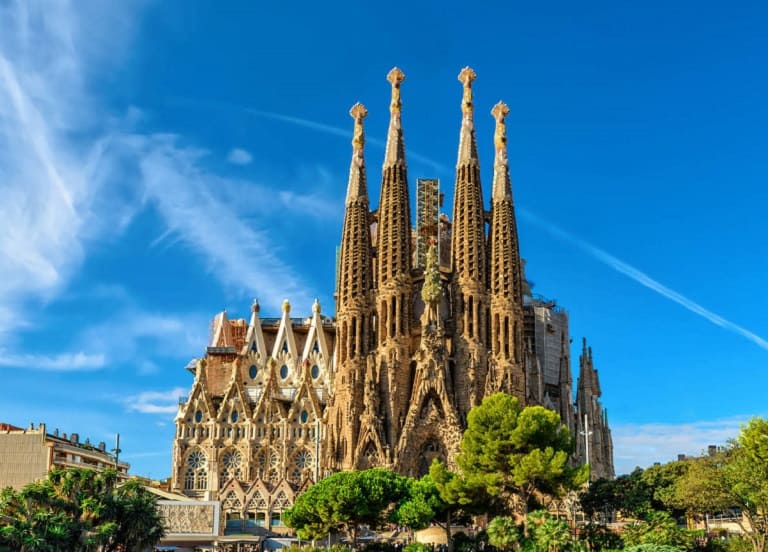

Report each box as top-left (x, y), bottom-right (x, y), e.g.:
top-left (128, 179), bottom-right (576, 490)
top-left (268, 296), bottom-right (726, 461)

top-left (1, 0), bottom-right (766, 479)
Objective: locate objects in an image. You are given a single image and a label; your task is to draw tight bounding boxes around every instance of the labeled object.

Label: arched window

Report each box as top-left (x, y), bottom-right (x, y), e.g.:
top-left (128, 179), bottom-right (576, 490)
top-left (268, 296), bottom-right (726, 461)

top-left (184, 449), bottom-right (208, 491)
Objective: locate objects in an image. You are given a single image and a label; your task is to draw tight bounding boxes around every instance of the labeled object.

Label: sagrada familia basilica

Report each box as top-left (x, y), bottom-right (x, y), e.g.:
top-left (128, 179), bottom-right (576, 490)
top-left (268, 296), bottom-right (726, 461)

top-left (170, 67), bottom-right (614, 530)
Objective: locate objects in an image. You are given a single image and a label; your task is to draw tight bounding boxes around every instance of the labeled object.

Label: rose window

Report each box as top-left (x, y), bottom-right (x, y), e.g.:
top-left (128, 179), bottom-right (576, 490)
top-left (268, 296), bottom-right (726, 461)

top-left (223, 450), bottom-right (243, 469)
top-left (295, 450), bottom-right (312, 469)
top-left (188, 450), bottom-right (207, 469)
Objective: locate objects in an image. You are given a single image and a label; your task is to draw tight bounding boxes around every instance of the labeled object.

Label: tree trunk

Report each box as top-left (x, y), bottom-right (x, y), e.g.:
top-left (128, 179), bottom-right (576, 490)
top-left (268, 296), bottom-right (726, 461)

top-left (444, 511), bottom-right (453, 552)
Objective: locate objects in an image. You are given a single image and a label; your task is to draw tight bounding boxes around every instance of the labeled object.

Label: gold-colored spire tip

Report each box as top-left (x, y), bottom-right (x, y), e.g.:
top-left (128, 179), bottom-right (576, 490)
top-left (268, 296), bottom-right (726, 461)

top-left (387, 67), bottom-right (406, 85)
top-left (282, 299), bottom-right (291, 314)
top-left (491, 101), bottom-right (510, 121)
top-left (458, 66), bottom-right (477, 86)
top-left (349, 102), bottom-right (368, 120)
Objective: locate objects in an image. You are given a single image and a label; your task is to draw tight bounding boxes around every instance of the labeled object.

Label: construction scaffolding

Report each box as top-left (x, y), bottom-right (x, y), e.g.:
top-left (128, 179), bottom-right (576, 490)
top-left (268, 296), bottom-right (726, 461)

top-left (415, 178), bottom-right (441, 269)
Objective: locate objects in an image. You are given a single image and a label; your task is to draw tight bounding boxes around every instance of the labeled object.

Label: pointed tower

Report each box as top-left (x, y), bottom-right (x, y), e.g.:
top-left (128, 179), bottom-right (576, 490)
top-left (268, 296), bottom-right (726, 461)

top-left (327, 103), bottom-right (376, 470)
top-left (575, 338), bottom-right (615, 480)
top-left (375, 67), bottom-right (414, 453)
top-left (487, 101), bottom-right (525, 401)
top-left (450, 67), bottom-right (488, 419)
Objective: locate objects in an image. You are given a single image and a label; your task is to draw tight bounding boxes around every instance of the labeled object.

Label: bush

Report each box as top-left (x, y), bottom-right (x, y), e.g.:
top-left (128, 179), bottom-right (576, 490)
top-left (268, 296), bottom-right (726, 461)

top-left (404, 543), bottom-right (433, 552)
top-left (578, 523), bottom-right (623, 552)
top-left (725, 537), bottom-right (752, 552)
top-left (624, 545), bottom-right (684, 552)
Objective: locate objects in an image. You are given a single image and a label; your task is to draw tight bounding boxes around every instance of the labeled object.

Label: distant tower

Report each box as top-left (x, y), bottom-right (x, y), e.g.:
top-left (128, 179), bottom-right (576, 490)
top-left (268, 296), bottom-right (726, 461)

top-left (575, 338), bottom-right (615, 480)
top-left (487, 101), bottom-right (525, 401)
top-left (450, 67), bottom-right (489, 420)
top-left (375, 68), bottom-right (414, 457)
top-left (326, 103), bottom-right (376, 470)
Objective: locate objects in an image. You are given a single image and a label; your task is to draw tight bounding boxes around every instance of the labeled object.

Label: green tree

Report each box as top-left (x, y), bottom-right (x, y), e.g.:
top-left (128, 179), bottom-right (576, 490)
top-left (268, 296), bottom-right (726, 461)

top-left (0, 468), bottom-right (164, 552)
top-left (457, 393), bottom-right (587, 517)
top-left (393, 460), bottom-right (478, 550)
top-left (673, 419), bottom-right (768, 552)
top-left (486, 516), bottom-right (521, 551)
top-left (621, 511), bottom-right (692, 549)
top-left (525, 511), bottom-right (573, 552)
top-left (284, 468), bottom-right (408, 542)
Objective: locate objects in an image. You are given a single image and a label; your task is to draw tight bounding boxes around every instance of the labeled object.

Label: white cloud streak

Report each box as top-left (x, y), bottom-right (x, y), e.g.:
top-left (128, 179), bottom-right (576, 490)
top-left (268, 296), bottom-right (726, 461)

top-left (227, 147), bottom-right (252, 165)
top-left (124, 387), bottom-right (188, 415)
top-left (0, 0), bottom-right (322, 346)
top-left (519, 209), bottom-right (768, 352)
top-left (612, 417), bottom-right (749, 475)
top-left (0, 351), bottom-right (106, 371)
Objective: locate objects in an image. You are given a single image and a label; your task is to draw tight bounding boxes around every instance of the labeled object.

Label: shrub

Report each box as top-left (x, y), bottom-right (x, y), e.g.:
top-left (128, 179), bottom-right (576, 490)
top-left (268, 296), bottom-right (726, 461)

top-left (404, 543), bottom-right (434, 552)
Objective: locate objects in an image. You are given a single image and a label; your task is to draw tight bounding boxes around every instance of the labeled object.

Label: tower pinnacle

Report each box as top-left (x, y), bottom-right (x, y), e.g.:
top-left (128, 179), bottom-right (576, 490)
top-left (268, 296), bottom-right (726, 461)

top-left (346, 102), bottom-right (368, 203)
top-left (456, 67), bottom-right (479, 167)
top-left (459, 66), bottom-right (476, 116)
top-left (491, 101), bottom-right (511, 199)
top-left (384, 68), bottom-right (406, 167)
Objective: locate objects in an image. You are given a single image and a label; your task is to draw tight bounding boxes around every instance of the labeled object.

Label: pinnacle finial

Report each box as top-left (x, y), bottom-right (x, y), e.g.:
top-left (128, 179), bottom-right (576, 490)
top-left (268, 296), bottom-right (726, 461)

top-left (282, 299), bottom-right (291, 314)
top-left (387, 67), bottom-right (405, 114)
top-left (349, 102), bottom-right (368, 152)
top-left (458, 67), bottom-right (477, 116)
top-left (251, 298), bottom-right (260, 313)
top-left (491, 101), bottom-right (510, 151)
top-left (312, 298), bottom-right (321, 314)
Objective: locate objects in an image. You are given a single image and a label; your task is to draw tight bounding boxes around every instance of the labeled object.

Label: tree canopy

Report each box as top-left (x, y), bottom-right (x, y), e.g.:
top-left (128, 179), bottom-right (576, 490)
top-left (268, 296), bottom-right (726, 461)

top-left (0, 468), bottom-right (164, 552)
top-left (284, 468), bottom-right (408, 542)
top-left (457, 393), bottom-right (587, 516)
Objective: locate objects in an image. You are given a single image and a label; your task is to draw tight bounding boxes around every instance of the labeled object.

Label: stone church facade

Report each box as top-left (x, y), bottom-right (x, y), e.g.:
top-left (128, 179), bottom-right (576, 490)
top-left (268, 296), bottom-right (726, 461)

top-left (170, 67), bottom-right (613, 531)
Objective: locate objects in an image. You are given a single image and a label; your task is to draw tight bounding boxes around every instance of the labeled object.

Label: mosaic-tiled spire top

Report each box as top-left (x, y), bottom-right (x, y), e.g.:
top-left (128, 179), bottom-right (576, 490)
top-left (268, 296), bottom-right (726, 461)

top-left (451, 66), bottom-right (486, 285)
top-left (346, 102), bottom-right (368, 204)
top-left (491, 101), bottom-right (511, 200)
top-left (377, 67), bottom-right (412, 286)
top-left (456, 66), bottom-right (479, 166)
top-left (337, 103), bottom-right (373, 309)
top-left (489, 101), bottom-right (523, 303)
top-left (383, 67), bottom-right (406, 168)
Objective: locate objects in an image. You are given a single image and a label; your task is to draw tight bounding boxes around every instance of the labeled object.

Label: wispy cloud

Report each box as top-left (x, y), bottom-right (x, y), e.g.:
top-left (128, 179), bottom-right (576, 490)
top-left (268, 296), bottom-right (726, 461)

top-left (77, 305), bottom-right (208, 364)
top-left (519, 209), bottom-right (768, 352)
top-left (612, 417), bottom-right (750, 475)
top-left (0, 1), bottom-right (144, 343)
top-left (0, 0), bottom-right (320, 345)
top-left (136, 135), bottom-right (314, 310)
top-left (124, 387), bottom-right (188, 415)
top-left (0, 351), bottom-right (106, 371)
top-left (227, 147), bottom-right (252, 165)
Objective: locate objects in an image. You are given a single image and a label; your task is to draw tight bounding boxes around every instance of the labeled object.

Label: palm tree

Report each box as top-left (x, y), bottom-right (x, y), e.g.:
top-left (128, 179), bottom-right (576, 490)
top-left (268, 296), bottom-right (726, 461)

top-left (487, 516), bottom-right (521, 551)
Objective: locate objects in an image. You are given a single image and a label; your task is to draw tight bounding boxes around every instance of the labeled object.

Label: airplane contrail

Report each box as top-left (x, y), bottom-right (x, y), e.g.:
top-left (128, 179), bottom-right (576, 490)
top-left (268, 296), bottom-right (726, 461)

top-left (518, 208), bottom-right (768, 352)
top-left (245, 108), bottom-right (452, 174)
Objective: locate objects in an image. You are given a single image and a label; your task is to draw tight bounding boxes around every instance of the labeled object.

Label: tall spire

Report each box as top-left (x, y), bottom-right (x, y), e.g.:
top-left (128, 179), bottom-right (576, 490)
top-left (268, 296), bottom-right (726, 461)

top-left (375, 67), bottom-right (413, 454)
top-left (451, 66), bottom-right (489, 417)
top-left (337, 102), bottom-right (374, 319)
top-left (328, 102), bottom-right (377, 471)
top-left (489, 101), bottom-right (523, 306)
top-left (376, 67), bottom-right (412, 288)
